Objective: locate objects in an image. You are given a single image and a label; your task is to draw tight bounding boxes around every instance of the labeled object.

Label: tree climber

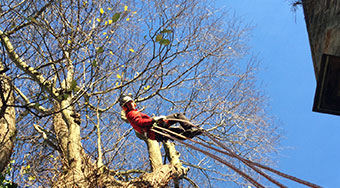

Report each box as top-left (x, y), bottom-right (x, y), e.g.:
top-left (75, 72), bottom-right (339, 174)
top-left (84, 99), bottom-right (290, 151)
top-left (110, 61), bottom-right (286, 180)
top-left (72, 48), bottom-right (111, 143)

top-left (119, 94), bottom-right (203, 142)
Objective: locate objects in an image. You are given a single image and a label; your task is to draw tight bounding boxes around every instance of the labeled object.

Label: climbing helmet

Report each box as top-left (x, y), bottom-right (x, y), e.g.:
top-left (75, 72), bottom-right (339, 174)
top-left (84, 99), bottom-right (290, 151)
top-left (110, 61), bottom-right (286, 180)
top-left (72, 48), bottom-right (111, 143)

top-left (119, 94), bottom-right (134, 107)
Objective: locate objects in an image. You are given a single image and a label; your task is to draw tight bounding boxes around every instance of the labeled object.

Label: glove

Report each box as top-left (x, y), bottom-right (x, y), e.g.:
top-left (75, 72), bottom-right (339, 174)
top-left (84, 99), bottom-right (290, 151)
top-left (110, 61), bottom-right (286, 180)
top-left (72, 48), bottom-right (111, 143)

top-left (152, 115), bottom-right (166, 122)
top-left (120, 110), bottom-right (129, 123)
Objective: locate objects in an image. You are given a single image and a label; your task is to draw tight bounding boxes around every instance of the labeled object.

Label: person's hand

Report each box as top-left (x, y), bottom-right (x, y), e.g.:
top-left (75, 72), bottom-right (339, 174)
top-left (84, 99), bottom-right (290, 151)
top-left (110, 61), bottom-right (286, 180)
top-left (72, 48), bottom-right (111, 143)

top-left (152, 115), bottom-right (166, 122)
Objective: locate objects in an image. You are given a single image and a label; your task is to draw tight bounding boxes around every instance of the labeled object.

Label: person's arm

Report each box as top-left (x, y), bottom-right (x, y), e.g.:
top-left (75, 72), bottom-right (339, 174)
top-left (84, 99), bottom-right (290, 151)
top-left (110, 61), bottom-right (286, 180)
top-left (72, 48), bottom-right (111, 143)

top-left (127, 111), bottom-right (154, 127)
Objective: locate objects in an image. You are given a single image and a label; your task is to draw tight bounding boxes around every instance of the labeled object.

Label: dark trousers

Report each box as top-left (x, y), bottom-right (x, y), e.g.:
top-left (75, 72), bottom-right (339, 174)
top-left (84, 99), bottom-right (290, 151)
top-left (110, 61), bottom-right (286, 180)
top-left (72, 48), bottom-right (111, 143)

top-left (155, 113), bottom-right (195, 141)
top-left (165, 113), bottom-right (192, 130)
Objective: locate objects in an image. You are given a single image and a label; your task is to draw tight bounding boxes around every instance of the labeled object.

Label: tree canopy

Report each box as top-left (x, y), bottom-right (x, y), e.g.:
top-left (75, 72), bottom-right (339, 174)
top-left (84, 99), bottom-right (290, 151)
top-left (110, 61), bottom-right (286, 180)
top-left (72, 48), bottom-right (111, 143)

top-left (0, 0), bottom-right (280, 187)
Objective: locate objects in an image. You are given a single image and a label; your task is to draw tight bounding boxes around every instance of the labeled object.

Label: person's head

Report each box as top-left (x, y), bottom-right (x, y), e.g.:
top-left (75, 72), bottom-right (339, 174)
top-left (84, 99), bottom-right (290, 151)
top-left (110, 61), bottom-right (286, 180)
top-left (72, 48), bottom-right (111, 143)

top-left (119, 94), bottom-right (136, 111)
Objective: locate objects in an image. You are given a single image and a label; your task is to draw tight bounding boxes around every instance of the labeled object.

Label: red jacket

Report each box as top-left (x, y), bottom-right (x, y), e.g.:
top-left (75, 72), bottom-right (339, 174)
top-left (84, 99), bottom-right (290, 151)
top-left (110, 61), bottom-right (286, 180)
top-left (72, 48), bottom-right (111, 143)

top-left (126, 109), bottom-right (156, 140)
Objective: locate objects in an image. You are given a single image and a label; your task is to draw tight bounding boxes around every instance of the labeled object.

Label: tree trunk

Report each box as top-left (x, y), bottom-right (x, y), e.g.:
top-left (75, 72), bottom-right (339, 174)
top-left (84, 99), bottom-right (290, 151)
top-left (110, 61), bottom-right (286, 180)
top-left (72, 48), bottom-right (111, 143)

top-left (135, 131), bottom-right (163, 171)
top-left (163, 141), bottom-right (189, 188)
top-left (53, 104), bottom-right (69, 166)
top-left (145, 138), bottom-right (163, 171)
top-left (53, 100), bottom-right (90, 187)
top-left (0, 70), bottom-right (16, 173)
top-left (133, 131), bottom-right (188, 187)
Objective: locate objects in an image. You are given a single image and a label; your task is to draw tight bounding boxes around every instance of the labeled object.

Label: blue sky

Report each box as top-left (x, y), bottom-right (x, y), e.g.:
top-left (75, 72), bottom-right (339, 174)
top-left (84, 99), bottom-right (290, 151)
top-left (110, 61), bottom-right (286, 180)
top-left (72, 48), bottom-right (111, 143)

top-left (223, 1), bottom-right (340, 187)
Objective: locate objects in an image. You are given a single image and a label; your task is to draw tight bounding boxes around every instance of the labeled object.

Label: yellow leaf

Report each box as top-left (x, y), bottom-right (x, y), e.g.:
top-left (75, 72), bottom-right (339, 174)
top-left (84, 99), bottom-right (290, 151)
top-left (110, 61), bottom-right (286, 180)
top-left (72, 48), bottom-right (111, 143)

top-left (132, 11), bottom-right (137, 14)
top-left (28, 176), bottom-right (36, 181)
top-left (124, 5), bottom-right (128, 11)
top-left (109, 20), bottom-right (113, 24)
top-left (26, 165), bottom-right (30, 169)
top-left (105, 21), bottom-right (108, 25)
top-left (67, 40), bottom-right (72, 44)
top-left (49, 154), bottom-right (54, 158)
top-left (108, 7), bottom-right (112, 10)
top-left (110, 51), bottom-right (114, 55)
top-left (116, 82), bottom-right (120, 87)
top-left (129, 48), bottom-right (134, 52)
top-left (144, 85), bottom-right (150, 90)
top-left (103, 32), bottom-right (107, 35)
top-left (117, 74), bottom-right (121, 79)
top-left (89, 20), bottom-right (91, 23)
top-left (97, 18), bottom-right (101, 22)
top-left (126, 18), bottom-right (130, 21)
top-left (100, 8), bottom-right (104, 14)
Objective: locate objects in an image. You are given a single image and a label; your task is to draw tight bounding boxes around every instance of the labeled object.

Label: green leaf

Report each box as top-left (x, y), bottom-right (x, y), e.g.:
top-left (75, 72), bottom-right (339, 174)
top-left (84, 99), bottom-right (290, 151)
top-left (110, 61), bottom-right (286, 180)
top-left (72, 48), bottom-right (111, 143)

top-left (92, 60), bottom-right (97, 67)
top-left (29, 17), bottom-right (39, 24)
top-left (112, 12), bottom-right (121, 22)
top-left (57, 95), bottom-right (63, 101)
top-left (159, 39), bottom-right (170, 45)
top-left (70, 80), bottom-right (77, 91)
top-left (34, 103), bottom-right (40, 108)
top-left (63, 93), bottom-right (70, 99)
top-left (96, 46), bottom-right (104, 53)
top-left (155, 35), bottom-right (162, 42)
top-left (160, 29), bottom-right (173, 34)
top-left (73, 86), bottom-right (80, 93)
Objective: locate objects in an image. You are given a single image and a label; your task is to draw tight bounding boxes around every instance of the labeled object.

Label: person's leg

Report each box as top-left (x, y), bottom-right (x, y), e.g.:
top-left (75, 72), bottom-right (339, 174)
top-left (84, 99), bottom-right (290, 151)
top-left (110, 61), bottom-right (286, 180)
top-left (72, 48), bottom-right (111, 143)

top-left (168, 127), bottom-right (186, 140)
top-left (164, 113), bottom-right (178, 126)
top-left (154, 126), bottom-right (186, 141)
top-left (166, 113), bottom-right (192, 130)
top-left (165, 113), bottom-right (203, 139)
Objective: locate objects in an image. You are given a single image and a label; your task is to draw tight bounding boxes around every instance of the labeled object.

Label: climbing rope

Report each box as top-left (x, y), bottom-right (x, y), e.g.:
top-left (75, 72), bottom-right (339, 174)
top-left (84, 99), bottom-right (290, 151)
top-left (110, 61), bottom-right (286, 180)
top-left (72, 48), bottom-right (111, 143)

top-left (152, 118), bottom-right (323, 188)
top-left (206, 131), bottom-right (322, 188)
top-left (151, 125), bottom-right (266, 188)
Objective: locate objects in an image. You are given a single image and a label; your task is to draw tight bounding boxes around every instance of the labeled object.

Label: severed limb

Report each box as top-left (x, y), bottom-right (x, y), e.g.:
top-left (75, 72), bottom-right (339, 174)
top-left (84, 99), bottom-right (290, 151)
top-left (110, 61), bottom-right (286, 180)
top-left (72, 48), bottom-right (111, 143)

top-left (33, 124), bottom-right (60, 152)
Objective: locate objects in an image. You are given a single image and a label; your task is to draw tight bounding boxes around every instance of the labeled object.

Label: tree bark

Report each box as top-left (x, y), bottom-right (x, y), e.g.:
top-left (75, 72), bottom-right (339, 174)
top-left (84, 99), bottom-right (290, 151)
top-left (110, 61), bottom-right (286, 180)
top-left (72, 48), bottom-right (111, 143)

top-left (53, 103), bottom-right (69, 166)
top-left (135, 131), bottom-right (163, 171)
top-left (133, 131), bottom-right (188, 187)
top-left (0, 71), bottom-right (16, 173)
top-left (145, 138), bottom-right (163, 171)
top-left (163, 141), bottom-right (189, 188)
top-left (128, 164), bottom-right (186, 188)
top-left (53, 100), bottom-right (90, 188)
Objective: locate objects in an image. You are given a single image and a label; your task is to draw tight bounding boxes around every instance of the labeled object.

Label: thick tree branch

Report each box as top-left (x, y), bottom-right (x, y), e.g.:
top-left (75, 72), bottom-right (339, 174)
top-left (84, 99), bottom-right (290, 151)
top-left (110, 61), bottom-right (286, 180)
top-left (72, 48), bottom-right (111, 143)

top-left (0, 30), bottom-right (59, 99)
